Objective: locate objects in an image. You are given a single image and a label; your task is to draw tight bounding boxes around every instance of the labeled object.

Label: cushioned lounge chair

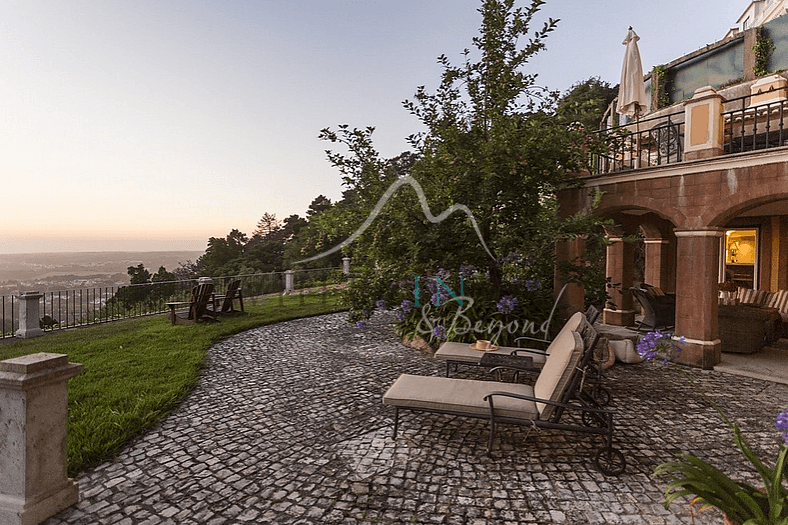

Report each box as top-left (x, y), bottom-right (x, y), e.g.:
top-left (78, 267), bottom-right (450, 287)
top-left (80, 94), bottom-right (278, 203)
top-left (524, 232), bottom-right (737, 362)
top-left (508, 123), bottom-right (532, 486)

top-left (383, 325), bottom-right (625, 475)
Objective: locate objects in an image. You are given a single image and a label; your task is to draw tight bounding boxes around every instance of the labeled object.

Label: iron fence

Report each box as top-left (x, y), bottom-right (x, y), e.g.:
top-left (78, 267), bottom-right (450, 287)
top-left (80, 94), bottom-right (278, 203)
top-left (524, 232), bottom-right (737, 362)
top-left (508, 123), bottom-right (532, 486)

top-left (723, 93), bottom-right (788, 154)
top-left (0, 267), bottom-right (344, 339)
top-left (593, 111), bottom-right (685, 174)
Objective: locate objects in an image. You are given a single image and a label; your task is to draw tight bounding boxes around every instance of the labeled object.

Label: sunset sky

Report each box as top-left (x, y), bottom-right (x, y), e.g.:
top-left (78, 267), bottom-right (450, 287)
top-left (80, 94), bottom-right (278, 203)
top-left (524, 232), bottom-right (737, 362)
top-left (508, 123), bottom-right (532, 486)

top-left (1, 0), bottom-right (746, 253)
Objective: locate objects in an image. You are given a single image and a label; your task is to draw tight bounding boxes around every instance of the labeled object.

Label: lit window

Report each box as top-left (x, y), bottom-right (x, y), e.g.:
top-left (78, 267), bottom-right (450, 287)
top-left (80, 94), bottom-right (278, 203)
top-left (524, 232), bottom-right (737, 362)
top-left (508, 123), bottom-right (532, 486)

top-left (723, 229), bottom-right (758, 288)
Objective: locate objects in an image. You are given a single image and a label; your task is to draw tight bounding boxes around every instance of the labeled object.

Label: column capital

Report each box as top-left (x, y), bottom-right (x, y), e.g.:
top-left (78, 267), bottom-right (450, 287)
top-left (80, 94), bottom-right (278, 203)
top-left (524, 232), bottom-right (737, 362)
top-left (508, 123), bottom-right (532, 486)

top-left (673, 228), bottom-right (725, 238)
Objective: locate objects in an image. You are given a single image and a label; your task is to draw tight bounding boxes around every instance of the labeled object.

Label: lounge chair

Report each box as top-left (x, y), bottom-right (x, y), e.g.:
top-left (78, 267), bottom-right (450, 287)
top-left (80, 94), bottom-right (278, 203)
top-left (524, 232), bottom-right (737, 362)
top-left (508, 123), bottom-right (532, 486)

top-left (585, 304), bottom-right (601, 325)
top-left (383, 324), bottom-right (626, 475)
top-left (433, 311), bottom-right (585, 376)
top-left (166, 282), bottom-right (217, 325)
top-left (214, 279), bottom-right (244, 314)
top-left (630, 287), bottom-right (675, 331)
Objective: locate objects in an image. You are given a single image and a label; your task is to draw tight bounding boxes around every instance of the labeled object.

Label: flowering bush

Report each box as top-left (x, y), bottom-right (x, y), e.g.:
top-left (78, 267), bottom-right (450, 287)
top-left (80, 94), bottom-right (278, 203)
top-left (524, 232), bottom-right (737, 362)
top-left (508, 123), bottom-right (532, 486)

top-left (638, 331), bottom-right (788, 524)
top-left (636, 330), bottom-right (685, 365)
top-left (388, 262), bottom-right (555, 348)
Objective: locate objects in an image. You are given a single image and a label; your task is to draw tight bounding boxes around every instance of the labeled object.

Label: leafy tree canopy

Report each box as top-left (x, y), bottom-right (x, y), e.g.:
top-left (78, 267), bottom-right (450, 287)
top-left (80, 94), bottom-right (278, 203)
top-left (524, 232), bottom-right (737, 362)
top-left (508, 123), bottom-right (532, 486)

top-left (556, 77), bottom-right (618, 130)
top-left (317, 0), bottom-right (608, 325)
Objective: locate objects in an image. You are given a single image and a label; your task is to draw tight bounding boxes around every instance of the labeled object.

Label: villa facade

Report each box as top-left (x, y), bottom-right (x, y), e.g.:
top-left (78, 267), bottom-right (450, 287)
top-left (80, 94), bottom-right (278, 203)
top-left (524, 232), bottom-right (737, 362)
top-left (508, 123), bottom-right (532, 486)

top-left (557, 13), bottom-right (788, 368)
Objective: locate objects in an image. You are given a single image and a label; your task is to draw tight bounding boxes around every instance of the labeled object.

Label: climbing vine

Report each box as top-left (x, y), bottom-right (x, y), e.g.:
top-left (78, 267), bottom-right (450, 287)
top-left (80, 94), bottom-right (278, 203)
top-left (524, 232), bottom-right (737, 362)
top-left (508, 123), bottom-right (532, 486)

top-left (650, 64), bottom-right (671, 109)
top-left (754, 26), bottom-right (775, 77)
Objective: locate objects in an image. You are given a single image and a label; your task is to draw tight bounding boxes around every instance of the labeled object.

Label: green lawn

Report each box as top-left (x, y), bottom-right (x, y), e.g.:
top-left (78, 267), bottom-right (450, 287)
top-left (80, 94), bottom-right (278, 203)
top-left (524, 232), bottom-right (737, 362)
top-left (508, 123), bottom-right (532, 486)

top-left (0, 292), bottom-right (346, 476)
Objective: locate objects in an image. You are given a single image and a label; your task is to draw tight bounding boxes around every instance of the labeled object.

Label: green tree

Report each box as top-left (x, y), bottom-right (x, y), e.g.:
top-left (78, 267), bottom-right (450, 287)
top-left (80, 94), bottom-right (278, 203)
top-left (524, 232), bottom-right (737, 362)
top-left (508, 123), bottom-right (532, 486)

top-left (319, 0), bottom-right (606, 328)
top-left (306, 195), bottom-right (333, 219)
top-left (556, 77), bottom-right (618, 130)
top-left (196, 229), bottom-right (248, 275)
top-left (127, 263), bottom-right (151, 285)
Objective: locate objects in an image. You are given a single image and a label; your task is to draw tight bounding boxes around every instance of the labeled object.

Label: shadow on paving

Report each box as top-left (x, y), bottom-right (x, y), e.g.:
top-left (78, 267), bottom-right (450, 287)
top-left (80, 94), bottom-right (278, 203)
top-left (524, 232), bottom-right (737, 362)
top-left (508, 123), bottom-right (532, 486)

top-left (46, 311), bottom-right (788, 525)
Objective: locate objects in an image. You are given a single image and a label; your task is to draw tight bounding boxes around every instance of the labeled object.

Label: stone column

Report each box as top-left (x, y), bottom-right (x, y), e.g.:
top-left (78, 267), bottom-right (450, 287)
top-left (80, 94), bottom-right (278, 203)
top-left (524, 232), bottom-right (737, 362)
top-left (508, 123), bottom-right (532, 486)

top-left (15, 292), bottom-right (44, 339)
top-left (603, 234), bottom-right (636, 326)
top-left (554, 236), bottom-right (586, 319)
top-left (0, 353), bottom-right (83, 525)
top-left (342, 257), bottom-right (351, 276)
top-left (674, 229), bottom-right (724, 369)
top-left (644, 238), bottom-right (670, 292)
top-left (284, 270), bottom-right (294, 294)
top-left (683, 86), bottom-right (725, 161)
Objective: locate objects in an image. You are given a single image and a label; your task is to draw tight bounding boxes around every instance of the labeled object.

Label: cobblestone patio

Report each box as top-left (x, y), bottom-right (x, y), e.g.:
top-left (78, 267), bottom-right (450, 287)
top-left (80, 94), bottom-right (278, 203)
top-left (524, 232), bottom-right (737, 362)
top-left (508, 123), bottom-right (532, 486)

top-left (45, 312), bottom-right (788, 524)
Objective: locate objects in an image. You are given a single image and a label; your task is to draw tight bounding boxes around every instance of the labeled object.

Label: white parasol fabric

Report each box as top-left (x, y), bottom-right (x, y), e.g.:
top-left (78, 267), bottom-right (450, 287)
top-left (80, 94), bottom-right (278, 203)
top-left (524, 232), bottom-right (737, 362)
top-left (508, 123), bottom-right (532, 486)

top-left (616, 27), bottom-right (649, 119)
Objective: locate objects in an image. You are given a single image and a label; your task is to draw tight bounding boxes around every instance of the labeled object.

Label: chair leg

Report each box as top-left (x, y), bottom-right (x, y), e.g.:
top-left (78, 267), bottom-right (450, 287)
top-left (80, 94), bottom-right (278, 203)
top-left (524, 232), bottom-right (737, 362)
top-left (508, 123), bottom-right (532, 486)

top-left (487, 417), bottom-right (497, 453)
top-left (392, 408), bottom-right (399, 439)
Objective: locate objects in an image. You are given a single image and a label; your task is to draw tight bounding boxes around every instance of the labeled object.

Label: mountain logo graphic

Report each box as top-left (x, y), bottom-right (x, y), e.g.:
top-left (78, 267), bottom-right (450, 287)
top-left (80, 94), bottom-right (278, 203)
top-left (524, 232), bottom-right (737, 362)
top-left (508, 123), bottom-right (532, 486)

top-left (294, 175), bottom-right (494, 264)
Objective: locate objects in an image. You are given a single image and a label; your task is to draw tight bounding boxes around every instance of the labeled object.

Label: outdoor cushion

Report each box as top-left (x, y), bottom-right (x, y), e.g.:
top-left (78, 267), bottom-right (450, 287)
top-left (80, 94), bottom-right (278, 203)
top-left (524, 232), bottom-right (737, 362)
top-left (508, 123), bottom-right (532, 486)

top-left (766, 290), bottom-right (788, 321)
top-left (738, 287), bottom-right (768, 306)
top-left (516, 311), bottom-right (584, 365)
top-left (382, 374), bottom-right (539, 421)
top-left (609, 339), bottom-right (643, 364)
top-left (533, 330), bottom-right (584, 419)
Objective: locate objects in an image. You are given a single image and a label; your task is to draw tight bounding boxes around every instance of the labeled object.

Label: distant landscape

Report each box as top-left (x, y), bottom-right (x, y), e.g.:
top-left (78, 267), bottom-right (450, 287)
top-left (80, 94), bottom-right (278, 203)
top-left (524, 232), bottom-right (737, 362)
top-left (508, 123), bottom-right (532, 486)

top-left (0, 251), bottom-right (204, 296)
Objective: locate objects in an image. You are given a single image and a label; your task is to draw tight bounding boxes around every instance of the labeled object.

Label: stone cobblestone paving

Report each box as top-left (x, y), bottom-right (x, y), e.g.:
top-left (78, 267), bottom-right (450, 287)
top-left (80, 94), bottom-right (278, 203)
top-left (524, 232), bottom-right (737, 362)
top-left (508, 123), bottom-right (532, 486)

top-left (45, 312), bottom-right (788, 524)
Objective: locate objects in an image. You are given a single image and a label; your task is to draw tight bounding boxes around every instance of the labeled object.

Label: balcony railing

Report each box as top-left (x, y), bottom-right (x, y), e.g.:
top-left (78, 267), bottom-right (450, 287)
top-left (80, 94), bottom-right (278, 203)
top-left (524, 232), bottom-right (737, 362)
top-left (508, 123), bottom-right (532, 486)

top-left (1, 267), bottom-right (344, 339)
top-left (592, 111), bottom-right (685, 175)
top-left (724, 93), bottom-right (788, 154)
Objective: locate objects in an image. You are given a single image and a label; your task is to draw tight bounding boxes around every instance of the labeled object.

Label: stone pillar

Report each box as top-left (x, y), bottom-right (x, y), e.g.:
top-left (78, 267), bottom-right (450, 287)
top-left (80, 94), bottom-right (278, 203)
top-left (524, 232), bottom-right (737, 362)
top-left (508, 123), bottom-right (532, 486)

top-left (683, 86), bottom-right (725, 161)
top-left (15, 292), bottom-right (44, 339)
top-left (342, 257), bottom-right (351, 276)
top-left (554, 237), bottom-right (586, 319)
top-left (744, 27), bottom-right (757, 81)
top-left (644, 238), bottom-right (670, 292)
top-left (603, 234), bottom-right (636, 326)
top-left (0, 353), bottom-right (83, 525)
top-left (284, 270), bottom-right (294, 294)
top-left (674, 229), bottom-right (724, 369)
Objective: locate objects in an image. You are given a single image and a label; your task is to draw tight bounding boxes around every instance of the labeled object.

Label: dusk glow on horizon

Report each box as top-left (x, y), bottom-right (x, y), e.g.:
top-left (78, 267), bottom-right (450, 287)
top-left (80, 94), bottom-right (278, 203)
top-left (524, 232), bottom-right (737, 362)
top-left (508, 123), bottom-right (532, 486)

top-left (1, 1), bottom-right (745, 253)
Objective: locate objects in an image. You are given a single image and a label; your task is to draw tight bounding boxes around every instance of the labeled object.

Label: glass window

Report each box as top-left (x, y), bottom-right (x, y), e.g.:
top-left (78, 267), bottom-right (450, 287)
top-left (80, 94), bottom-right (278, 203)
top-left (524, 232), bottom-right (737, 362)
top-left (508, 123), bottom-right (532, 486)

top-left (724, 229), bottom-right (758, 288)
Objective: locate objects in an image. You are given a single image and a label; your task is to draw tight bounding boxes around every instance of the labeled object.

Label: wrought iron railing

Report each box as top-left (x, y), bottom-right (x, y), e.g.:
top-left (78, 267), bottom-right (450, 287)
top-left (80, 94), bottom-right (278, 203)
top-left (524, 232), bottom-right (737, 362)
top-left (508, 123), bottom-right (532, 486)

top-left (723, 93), bottom-right (788, 154)
top-left (1, 267), bottom-right (343, 339)
top-left (593, 111), bottom-right (685, 174)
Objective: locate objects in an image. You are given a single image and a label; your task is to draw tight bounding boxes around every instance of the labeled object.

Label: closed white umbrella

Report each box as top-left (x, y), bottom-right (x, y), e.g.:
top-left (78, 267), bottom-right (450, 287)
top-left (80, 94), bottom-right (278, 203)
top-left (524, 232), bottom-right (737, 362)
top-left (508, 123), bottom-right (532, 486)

top-left (616, 27), bottom-right (649, 122)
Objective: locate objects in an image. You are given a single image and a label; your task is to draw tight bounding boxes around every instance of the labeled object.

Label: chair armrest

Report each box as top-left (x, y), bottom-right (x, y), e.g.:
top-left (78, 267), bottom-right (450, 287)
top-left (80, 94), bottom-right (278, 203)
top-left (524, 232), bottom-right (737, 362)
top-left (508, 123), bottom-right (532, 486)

top-left (166, 301), bottom-right (190, 308)
top-left (514, 335), bottom-right (550, 347)
top-left (509, 347), bottom-right (547, 357)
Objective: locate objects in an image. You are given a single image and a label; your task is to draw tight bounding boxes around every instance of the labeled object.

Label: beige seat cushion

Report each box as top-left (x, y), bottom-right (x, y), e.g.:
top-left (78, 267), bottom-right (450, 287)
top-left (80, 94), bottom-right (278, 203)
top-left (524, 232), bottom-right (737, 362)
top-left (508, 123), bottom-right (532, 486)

top-left (517, 311), bottom-right (584, 364)
top-left (533, 330), bottom-right (584, 419)
top-left (383, 374), bottom-right (538, 421)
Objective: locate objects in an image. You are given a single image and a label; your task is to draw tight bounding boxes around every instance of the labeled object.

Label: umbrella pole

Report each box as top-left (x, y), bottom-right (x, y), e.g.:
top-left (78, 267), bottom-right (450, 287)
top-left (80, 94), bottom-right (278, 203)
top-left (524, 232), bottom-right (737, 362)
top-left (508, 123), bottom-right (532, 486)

top-left (635, 106), bottom-right (640, 167)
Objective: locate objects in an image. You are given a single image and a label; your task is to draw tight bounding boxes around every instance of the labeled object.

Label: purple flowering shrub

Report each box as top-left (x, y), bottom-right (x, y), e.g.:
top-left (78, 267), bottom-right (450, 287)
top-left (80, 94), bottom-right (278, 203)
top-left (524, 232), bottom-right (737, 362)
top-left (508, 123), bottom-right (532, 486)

top-left (387, 262), bottom-right (554, 348)
top-left (636, 330), bottom-right (685, 365)
top-left (343, 253), bottom-right (558, 348)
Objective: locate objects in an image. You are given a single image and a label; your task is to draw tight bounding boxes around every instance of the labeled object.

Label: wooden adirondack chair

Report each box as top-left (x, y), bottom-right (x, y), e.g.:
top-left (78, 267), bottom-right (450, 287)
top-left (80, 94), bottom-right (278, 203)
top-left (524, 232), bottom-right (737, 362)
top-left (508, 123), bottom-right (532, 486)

top-left (215, 279), bottom-right (244, 314)
top-left (167, 283), bottom-right (217, 325)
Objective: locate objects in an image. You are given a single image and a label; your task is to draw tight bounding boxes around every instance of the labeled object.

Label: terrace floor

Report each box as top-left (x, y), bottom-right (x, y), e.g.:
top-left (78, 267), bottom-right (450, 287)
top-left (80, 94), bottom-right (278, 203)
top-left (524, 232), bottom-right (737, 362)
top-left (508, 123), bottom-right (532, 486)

top-left (45, 312), bottom-right (788, 525)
